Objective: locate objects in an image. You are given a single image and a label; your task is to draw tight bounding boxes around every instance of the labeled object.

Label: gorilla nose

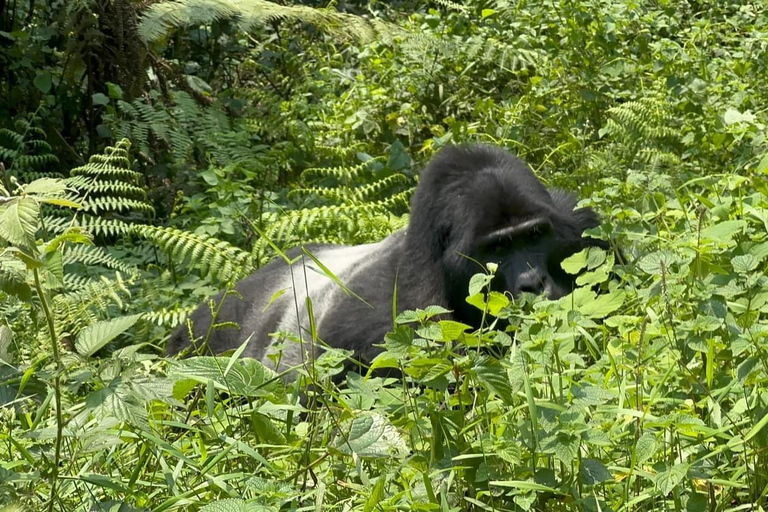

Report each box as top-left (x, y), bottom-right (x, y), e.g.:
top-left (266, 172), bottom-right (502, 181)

top-left (515, 269), bottom-right (548, 296)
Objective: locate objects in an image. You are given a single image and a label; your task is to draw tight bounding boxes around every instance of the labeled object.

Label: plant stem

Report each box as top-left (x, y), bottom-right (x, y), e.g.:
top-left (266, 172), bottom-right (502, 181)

top-left (33, 267), bottom-right (64, 512)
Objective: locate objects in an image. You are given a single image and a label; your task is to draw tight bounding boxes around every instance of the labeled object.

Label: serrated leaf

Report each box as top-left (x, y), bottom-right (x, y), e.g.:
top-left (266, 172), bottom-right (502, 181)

top-left (567, 287), bottom-right (625, 319)
top-left (0, 197), bottom-right (39, 248)
top-left (245, 476), bottom-right (296, 498)
top-left (731, 254), bottom-right (759, 274)
top-left (637, 250), bottom-right (677, 275)
top-left (23, 178), bottom-right (66, 196)
top-left (200, 499), bottom-right (249, 512)
top-left (331, 413), bottom-right (408, 459)
top-left (580, 458), bottom-right (613, 485)
top-left (472, 357), bottom-right (513, 404)
top-left (469, 273), bottom-right (494, 295)
top-left (395, 310), bottom-right (420, 324)
top-left (700, 220), bottom-right (746, 241)
top-left (170, 356), bottom-right (283, 396)
top-left (439, 320), bottom-right (471, 341)
top-left (635, 432), bottom-right (656, 464)
top-left (541, 432), bottom-right (580, 463)
top-left (75, 315), bottom-right (141, 357)
top-left (561, 249), bottom-right (588, 274)
top-left (654, 463), bottom-right (689, 495)
top-left (572, 385), bottom-right (615, 406)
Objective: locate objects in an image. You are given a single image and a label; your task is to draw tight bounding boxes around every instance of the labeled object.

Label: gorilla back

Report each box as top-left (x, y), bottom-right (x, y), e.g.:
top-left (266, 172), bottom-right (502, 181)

top-left (167, 144), bottom-right (607, 373)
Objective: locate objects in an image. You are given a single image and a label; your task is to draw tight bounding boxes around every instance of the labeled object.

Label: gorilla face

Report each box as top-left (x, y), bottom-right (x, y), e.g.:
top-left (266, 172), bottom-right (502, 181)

top-left (473, 217), bottom-right (585, 300)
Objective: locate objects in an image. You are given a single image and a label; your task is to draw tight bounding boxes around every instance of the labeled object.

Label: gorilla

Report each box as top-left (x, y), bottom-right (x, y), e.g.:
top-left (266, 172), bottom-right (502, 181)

top-left (167, 144), bottom-right (608, 373)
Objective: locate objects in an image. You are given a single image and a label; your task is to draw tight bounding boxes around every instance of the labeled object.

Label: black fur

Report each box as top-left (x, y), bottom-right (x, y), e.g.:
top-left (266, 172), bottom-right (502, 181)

top-left (167, 145), bottom-right (607, 373)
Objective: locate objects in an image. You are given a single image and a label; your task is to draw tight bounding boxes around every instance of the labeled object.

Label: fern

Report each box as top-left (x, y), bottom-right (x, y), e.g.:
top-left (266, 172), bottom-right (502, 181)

top-left (53, 273), bottom-right (136, 339)
top-left (0, 115), bottom-right (60, 181)
top-left (138, 0), bottom-right (403, 44)
top-left (47, 217), bottom-right (133, 237)
top-left (250, 153), bottom-right (413, 262)
top-left (300, 158), bottom-right (383, 185)
top-left (62, 245), bottom-right (136, 274)
top-left (602, 96), bottom-right (681, 173)
top-left (134, 225), bottom-right (253, 283)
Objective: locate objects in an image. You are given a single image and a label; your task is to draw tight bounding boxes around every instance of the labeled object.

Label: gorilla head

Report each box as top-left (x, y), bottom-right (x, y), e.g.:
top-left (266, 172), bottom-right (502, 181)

top-left (167, 144), bottom-right (610, 372)
top-left (403, 145), bottom-right (605, 328)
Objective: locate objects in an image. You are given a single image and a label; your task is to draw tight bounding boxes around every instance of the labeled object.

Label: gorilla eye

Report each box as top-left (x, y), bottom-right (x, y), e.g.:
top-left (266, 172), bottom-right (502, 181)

top-left (487, 238), bottom-right (511, 255)
top-left (522, 221), bottom-right (551, 243)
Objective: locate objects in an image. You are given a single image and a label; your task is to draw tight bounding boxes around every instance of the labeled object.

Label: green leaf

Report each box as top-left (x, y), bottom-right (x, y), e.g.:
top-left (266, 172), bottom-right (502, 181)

top-left (541, 432), bottom-right (580, 463)
top-left (580, 458), bottom-right (612, 485)
top-left (40, 197), bottom-right (82, 209)
top-left (561, 249), bottom-right (588, 274)
top-left (33, 72), bottom-right (52, 93)
top-left (439, 320), bottom-right (471, 341)
top-left (170, 356), bottom-right (283, 396)
top-left (364, 476), bottom-right (386, 512)
top-left (92, 93), bottom-right (110, 106)
top-left (757, 153), bottom-right (768, 174)
top-left (572, 385), bottom-right (615, 406)
top-left (0, 197), bottom-right (39, 248)
top-left (635, 432), bottom-right (656, 464)
top-left (654, 463), bottom-right (689, 495)
top-left (481, 9), bottom-right (496, 19)
top-left (200, 499), bottom-right (250, 512)
top-left (700, 220), bottom-right (746, 241)
top-left (469, 272), bottom-right (493, 295)
top-left (731, 254), bottom-right (759, 274)
top-left (0, 325), bottom-right (12, 363)
top-left (567, 288), bottom-right (625, 319)
top-left (331, 413), bottom-right (408, 459)
top-left (723, 108), bottom-right (755, 125)
top-left (472, 357), bottom-right (513, 404)
top-left (106, 82), bottom-right (124, 99)
top-left (75, 315), bottom-right (141, 357)
top-left (637, 250), bottom-right (677, 275)
top-left (23, 178), bottom-right (66, 196)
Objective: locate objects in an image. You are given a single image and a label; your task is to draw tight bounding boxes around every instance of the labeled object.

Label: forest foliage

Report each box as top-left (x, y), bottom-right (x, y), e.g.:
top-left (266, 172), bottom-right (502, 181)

top-left (1, 0), bottom-right (768, 511)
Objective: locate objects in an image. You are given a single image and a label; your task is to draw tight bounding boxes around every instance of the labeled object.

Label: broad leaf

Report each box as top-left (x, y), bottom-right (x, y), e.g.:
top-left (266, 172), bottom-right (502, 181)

top-left (75, 315), bottom-right (141, 357)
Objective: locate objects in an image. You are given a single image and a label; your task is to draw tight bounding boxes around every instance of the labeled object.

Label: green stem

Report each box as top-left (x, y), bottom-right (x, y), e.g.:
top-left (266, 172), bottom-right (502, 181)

top-left (33, 267), bottom-right (64, 512)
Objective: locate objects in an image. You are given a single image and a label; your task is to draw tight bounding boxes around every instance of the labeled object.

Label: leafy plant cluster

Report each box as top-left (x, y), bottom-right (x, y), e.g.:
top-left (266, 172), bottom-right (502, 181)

top-left (1, 0), bottom-right (768, 511)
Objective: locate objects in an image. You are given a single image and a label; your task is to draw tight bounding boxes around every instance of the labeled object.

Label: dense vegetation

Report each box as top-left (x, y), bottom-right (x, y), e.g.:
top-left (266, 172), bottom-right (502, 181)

top-left (1, 0), bottom-right (768, 510)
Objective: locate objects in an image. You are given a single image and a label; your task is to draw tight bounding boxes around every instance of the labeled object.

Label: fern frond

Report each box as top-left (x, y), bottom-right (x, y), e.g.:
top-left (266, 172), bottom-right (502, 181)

top-left (605, 98), bottom-right (676, 141)
top-left (352, 174), bottom-right (411, 202)
top-left (143, 304), bottom-right (199, 327)
top-left (66, 176), bottom-right (147, 199)
top-left (80, 197), bottom-right (155, 215)
top-left (47, 216), bottom-right (133, 237)
top-left (54, 273), bottom-right (137, 334)
top-left (69, 163), bottom-right (142, 183)
top-left (301, 158), bottom-right (382, 185)
top-left (62, 245), bottom-right (136, 274)
top-left (133, 225), bottom-right (253, 283)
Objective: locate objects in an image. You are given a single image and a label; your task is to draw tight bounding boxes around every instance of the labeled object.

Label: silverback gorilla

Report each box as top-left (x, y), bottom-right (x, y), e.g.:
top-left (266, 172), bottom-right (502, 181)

top-left (167, 144), bottom-right (608, 373)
